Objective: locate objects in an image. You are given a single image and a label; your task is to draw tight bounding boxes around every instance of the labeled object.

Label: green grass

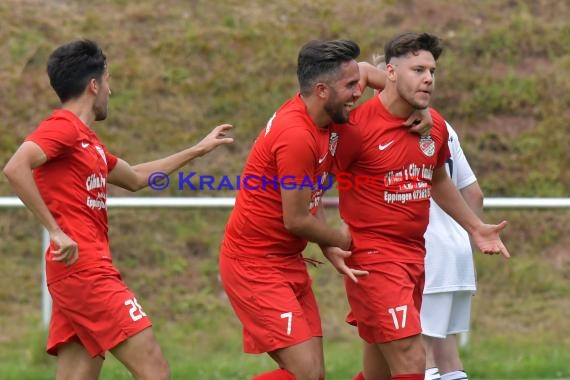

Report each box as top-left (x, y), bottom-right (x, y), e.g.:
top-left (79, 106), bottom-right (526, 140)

top-left (2, 316), bottom-right (569, 379)
top-left (463, 335), bottom-right (570, 379)
top-left (2, 206), bottom-right (570, 378)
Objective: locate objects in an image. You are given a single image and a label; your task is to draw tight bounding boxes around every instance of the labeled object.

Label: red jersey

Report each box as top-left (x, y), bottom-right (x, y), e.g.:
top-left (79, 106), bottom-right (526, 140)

top-left (222, 94), bottom-right (337, 257)
top-left (333, 96), bottom-right (449, 264)
top-left (26, 109), bottom-right (118, 284)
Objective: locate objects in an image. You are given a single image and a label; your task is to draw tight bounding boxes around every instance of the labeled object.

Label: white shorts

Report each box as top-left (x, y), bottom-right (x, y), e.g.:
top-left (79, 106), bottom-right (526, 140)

top-left (420, 291), bottom-right (473, 338)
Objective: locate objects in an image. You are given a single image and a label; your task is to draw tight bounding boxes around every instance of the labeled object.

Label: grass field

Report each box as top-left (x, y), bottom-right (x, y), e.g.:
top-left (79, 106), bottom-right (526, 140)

top-left (1, 308), bottom-right (569, 379)
top-left (1, 209), bottom-right (569, 379)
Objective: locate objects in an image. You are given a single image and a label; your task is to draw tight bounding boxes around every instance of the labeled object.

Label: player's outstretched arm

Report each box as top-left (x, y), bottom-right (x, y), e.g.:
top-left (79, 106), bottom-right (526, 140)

top-left (460, 182), bottom-right (484, 217)
top-left (470, 221), bottom-right (510, 258)
top-left (431, 166), bottom-right (510, 259)
top-left (357, 62), bottom-right (386, 92)
top-left (108, 123), bottom-right (233, 191)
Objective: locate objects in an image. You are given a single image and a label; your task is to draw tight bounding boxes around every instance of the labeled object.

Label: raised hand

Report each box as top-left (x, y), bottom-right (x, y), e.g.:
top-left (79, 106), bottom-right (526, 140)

top-left (472, 220), bottom-right (510, 259)
top-left (196, 123), bottom-right (234, 155)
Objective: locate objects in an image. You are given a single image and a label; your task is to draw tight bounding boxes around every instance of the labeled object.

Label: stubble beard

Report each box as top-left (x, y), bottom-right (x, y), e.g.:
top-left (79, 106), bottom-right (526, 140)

top-left (325, 101), bottom-right (349, 124)
top-left (94, 102), bottom-right (108, 121)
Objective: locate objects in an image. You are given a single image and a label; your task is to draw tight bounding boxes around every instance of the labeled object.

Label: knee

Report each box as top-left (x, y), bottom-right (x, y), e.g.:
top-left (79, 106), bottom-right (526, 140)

top-left (398, 336), bottom-right (423, 353)
top-left (391, 337), bottom-right (426, 370)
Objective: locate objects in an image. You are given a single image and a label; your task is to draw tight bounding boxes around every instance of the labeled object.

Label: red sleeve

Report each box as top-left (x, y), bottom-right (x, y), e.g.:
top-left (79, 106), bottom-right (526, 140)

top-left (104, 149), bottom-right (119, 171)
top-left (331, 123), bottom-right (362, 175)
top-left (272, 127), bottom-right (316, 184)
top-left (25, 118), bottom-right (78, 160)
top-left (431, 111), bottom-right (451, 168)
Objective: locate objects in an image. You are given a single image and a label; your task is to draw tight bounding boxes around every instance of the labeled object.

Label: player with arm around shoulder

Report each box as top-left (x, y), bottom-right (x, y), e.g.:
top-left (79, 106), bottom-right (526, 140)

top-left (220, 39), bottom-right (369, 380)
top-left (218, 37), bottom-right (434, 380)
top-left (332, 32), bottom-right (509, 380)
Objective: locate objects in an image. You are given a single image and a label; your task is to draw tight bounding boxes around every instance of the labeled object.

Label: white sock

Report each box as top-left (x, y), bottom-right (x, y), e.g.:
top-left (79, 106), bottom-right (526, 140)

top-left (441, 370), bottom-right (468, 380)
top-left (425, 367), bottom-right (441, 380)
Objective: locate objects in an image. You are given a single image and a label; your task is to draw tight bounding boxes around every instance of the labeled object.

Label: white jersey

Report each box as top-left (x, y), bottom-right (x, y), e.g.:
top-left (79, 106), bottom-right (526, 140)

top-left (423, 122), bottom-right (477, 294)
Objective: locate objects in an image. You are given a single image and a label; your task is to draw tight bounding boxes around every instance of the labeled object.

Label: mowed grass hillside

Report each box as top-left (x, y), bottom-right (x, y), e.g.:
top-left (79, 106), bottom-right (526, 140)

top-left (1, 0), bottom-right (569, 378)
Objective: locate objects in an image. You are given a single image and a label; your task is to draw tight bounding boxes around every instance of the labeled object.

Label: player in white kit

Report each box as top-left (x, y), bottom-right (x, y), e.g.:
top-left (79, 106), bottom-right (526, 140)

top-left (421, 121), bottom-right (483, 380)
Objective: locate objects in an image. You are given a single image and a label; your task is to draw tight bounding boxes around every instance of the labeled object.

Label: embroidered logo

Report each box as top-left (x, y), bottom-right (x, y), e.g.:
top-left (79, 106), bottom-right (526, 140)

top-left (329, 132), bottom-right (338, 156)
top-left (378, 141), bottom-right (394, 151)
top-left (419, 135), bottom-right (435, 157)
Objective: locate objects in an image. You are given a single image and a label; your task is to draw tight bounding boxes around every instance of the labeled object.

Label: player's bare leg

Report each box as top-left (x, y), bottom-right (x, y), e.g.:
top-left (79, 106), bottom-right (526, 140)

top-left (267, 337), bottom-right (325, 380)
top-left (361, 341), bottom-right (391, 380)
top-left (110, 327), bottom-right (170, 380)
top-left (56, 340), bottom-right (103, 380)
top-left (423, 335), bottom-right (441, 379)
top-left (432, 335), bottom-right (465, 376)
top-left (376, 334), bottom-right (425, 376)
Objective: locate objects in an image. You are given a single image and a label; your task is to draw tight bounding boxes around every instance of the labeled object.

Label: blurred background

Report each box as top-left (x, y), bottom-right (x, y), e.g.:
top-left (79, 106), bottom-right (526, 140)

top-left (0, 0), bottom-right (569, 378)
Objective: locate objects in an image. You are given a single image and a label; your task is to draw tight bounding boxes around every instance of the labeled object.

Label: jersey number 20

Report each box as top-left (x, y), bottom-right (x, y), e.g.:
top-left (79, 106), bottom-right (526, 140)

top-left (124, 298), bottom-right (147, 321)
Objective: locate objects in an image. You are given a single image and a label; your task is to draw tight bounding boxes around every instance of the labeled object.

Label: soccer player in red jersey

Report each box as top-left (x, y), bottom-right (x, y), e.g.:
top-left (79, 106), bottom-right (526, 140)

top-left (220, 39), bottom-right (431, 380)
top-left (3, 39), bottom-right (233, 380)
top-left (220, 39), bottom-right (371, 380)
top-left (220, 38), bottom-right (440, 380)
top-left (332, 33), bottom-right (510, 380)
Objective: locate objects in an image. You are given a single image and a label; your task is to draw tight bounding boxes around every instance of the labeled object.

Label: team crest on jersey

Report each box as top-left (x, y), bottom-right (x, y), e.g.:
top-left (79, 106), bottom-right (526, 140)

top-left (329, 132), bottom-right (338, 156)
top-left (95, 146), bottom-right (107, 165)
top-left (419, 135), bottom-right (435, 157)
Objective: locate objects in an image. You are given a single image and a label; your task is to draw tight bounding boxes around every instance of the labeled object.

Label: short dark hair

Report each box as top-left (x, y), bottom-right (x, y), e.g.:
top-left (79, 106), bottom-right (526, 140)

top-left (297, 39), bottom-right (360, 96)
top-left (47, 39), bottom-right (107, 103)
top-left (384, 32), bottom-right (443, 64)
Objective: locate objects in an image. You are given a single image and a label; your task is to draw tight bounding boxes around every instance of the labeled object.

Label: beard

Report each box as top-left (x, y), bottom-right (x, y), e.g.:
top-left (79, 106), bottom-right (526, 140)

top-left (94, 103), bottom-right (108, 121)
top-left (325, 101), bottom-right (349, 124)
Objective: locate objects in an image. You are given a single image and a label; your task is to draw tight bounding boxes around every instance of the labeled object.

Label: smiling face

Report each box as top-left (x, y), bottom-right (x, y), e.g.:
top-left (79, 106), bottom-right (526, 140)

top-left (389, 50), bottom-right (436, 110)
top-left (323, 60), bottom-right (362, 124)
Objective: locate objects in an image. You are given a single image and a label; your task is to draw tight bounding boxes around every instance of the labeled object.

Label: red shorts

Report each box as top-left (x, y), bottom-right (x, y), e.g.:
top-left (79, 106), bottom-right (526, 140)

top-left (47, 266), bottom-right (152, 357)
top-left (345, 261), bottom-right (424, 343)
top-left (219, 251), bottom-right (322, 354)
